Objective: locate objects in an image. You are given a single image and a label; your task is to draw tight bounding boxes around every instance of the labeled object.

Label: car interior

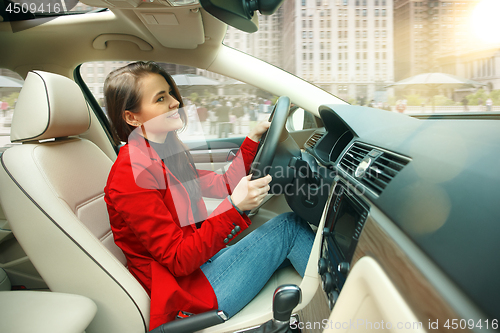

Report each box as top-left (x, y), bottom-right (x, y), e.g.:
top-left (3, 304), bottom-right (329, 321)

top-left (0, 0), bottom-right (499, 333)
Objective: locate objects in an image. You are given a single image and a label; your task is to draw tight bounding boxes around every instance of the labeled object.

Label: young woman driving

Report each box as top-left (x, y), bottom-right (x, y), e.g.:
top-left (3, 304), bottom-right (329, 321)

top-left (103, 61), bottom-right (314, 330)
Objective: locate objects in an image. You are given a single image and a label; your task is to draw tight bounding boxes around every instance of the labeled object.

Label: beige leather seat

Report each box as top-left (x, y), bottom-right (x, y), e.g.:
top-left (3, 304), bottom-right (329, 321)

top-left (0, 70), bottom-right (151, 333)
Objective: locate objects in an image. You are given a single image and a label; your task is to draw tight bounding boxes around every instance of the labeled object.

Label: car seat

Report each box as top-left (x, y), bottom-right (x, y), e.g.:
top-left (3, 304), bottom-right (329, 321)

top-left (0, 70), bottom-right (153, 332)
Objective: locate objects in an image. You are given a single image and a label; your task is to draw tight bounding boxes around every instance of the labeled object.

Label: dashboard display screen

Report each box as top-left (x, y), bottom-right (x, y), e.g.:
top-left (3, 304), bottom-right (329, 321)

top-left (333, 197), bottom-right (358, 258)
top-left (324, 182), bottom-right (368, 264)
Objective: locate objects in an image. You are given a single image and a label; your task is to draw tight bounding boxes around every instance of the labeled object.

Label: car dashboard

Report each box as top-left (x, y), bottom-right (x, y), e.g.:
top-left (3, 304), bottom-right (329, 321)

top-left (287, 105), bottom-right (500, 332)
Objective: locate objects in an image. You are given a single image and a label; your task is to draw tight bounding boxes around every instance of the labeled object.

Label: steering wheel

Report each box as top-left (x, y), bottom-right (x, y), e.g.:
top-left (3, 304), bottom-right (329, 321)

top-left (249, 96), bottom-right (290, 180)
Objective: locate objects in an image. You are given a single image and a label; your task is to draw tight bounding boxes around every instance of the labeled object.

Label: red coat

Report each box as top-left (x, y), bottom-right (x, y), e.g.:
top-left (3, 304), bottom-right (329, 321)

top-left (104, 134), bottom-right (258, 330)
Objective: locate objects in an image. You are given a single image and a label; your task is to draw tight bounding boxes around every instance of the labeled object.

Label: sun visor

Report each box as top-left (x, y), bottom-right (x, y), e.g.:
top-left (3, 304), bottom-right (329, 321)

top-left (79, 0), bottom-right (205, 49)
top-left (136, 8), bottom-right (205, 49)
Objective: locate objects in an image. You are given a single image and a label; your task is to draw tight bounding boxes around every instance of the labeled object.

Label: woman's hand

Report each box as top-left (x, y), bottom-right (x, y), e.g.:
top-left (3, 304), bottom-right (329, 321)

top-left (231, 174), bottom-right (272, 212)
top-left (248, 121), bottom-right (271, 143)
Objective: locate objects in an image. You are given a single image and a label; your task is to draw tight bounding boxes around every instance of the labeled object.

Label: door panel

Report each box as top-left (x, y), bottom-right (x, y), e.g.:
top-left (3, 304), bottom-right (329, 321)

top-left (186, 137), bottom-right (246, 172)
top-left (188, 137), bottom-right (246, 217)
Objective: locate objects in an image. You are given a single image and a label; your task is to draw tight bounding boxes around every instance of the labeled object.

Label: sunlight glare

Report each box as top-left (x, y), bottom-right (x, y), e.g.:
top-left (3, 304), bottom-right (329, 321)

top-left (471, 0), bottom-right (500, 44)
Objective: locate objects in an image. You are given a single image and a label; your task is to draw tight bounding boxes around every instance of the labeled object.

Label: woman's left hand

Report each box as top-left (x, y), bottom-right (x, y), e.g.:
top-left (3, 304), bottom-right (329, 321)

top-left (248, 121), bottom-right (271, 142)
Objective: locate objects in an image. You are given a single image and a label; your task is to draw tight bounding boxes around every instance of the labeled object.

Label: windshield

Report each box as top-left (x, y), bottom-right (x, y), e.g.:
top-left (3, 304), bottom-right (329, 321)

top-left (222, 0), bottom-right (500, 115)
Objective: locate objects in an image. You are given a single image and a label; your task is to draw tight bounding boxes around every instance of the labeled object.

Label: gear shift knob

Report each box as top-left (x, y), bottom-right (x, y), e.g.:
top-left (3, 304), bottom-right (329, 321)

top-left (273, 284), bottom-right (301, 323)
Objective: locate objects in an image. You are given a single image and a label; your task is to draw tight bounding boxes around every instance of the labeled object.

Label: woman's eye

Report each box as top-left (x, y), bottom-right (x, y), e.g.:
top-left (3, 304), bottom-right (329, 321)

top-left (169, 91), bottom-right (175, 96)
top-left (157, 96), bottom-right (164, 102)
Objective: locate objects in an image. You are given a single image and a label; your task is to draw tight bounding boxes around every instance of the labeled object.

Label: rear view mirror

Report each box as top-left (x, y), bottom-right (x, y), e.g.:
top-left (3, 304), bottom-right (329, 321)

top-left (200, 0), bottom-right (284, 33)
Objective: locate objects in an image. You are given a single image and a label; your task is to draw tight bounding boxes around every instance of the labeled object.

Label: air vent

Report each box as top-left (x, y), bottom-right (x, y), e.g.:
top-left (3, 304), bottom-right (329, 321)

top-left (304, 131), bottom-right (324, 148)
top-left (339, 142), bottom-right (410, 196)
top-left (338, 143), bottom-right (371, 175)
top-left (362, 152), bottom-right (410, 195)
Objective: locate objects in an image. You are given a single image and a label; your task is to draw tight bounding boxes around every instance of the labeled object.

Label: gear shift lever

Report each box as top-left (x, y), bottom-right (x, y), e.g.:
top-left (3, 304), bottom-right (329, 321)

top-left (243, 284), bottom-right (302, 333)
top-left (273, 284), bottom-right (302, 323)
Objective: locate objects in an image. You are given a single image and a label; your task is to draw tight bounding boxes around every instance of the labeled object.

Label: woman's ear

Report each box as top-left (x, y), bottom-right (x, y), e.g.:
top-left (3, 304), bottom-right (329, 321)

top-left (124, 110), bottom-right (141, 127)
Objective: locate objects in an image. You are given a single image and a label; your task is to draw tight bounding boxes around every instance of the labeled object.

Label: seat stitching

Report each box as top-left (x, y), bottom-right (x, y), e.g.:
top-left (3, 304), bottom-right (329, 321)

top-left (75, 193), bottom-right (105, 213)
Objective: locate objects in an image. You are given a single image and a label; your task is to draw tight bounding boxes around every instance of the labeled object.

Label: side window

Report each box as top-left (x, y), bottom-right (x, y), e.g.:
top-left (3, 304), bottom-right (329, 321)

top-left (79, 61), bottom-right (277, 142)
top-left (0, 69), bottom-right (23, 154)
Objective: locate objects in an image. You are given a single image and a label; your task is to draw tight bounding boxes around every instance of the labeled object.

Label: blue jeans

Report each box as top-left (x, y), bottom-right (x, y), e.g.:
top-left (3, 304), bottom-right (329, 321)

top-left (200, 212), bottom-right (315, 318)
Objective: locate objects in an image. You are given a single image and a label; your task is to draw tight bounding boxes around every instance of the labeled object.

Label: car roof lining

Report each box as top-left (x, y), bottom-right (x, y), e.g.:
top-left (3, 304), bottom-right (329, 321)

top-left (0, 6), bottom-right (227, 78)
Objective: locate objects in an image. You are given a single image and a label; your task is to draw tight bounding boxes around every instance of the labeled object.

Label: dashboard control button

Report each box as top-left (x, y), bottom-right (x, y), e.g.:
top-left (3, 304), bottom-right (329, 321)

top-left (321, 272), bottom-right (335, 293)
top-left (338, 262), bottom-right (350, 274)
top-left (318, 258), bottom-right (328, 275)
top-left (328, 290), bottom-right (339, 310)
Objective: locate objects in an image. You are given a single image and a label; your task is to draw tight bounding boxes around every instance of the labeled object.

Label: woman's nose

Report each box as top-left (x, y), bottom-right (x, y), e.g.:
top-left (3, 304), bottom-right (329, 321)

top-left (170, 97), bottom-right (180, 109)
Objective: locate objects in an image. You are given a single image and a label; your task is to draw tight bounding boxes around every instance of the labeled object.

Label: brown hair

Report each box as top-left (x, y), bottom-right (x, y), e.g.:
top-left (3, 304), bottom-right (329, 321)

top-left (104, 61), bottom-right (202, 208)
top-left (104, 61), bottom-right (186, 143)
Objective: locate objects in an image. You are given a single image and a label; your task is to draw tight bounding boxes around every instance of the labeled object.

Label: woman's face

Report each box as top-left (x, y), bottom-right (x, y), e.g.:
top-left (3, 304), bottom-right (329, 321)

top-left (125, 73), bottom-right (182, 142)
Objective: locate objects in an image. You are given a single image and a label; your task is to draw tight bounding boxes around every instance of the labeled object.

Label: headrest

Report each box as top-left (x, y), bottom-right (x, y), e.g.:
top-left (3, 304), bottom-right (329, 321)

top-left (10, 71), bottom-right (90, 142)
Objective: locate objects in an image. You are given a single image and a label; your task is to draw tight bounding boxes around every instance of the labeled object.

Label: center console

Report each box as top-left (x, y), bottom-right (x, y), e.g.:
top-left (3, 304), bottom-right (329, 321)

top-left (318, 180), bottom-right (369, 309)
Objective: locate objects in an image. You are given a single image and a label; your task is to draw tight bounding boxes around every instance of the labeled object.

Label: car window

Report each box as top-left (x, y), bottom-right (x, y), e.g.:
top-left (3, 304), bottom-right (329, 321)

top-left (80, 61), bottom-right (315, 142)
top-left (0, 68), bottom-right (23, 154)
top-left (222, 2), bottom-right (499, 115)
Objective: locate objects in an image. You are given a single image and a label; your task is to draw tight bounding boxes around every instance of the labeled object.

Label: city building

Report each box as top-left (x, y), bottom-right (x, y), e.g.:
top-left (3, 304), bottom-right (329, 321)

top-left (393, 0), bottom-right (480, 81)
top-left (437, 45), bottom-right (500, 94)
top-left (223, 8), bottom-right (283, 68)
top-left (80, 61), bottom-right (130, 105)
top-left (282, 0), bottom-right (394, 104)
top-left (393, 0), bottom-right (500, 101)
top-left (204, 8), bottom-right (284, 82)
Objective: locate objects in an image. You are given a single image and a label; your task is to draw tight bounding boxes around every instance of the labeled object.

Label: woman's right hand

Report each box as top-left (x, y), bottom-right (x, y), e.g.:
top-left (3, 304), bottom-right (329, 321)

top-left (231, 174), bottom-right (272, 212)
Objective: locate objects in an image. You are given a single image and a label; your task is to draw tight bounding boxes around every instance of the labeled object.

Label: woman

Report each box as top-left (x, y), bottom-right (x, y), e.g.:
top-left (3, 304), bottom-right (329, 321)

top-left (103, 61), bottom-right (314, 330)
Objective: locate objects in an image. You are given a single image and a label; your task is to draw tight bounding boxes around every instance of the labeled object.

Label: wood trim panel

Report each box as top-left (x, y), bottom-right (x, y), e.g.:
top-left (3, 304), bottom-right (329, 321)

top-left (352, 217), bottom-right (470, 333)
